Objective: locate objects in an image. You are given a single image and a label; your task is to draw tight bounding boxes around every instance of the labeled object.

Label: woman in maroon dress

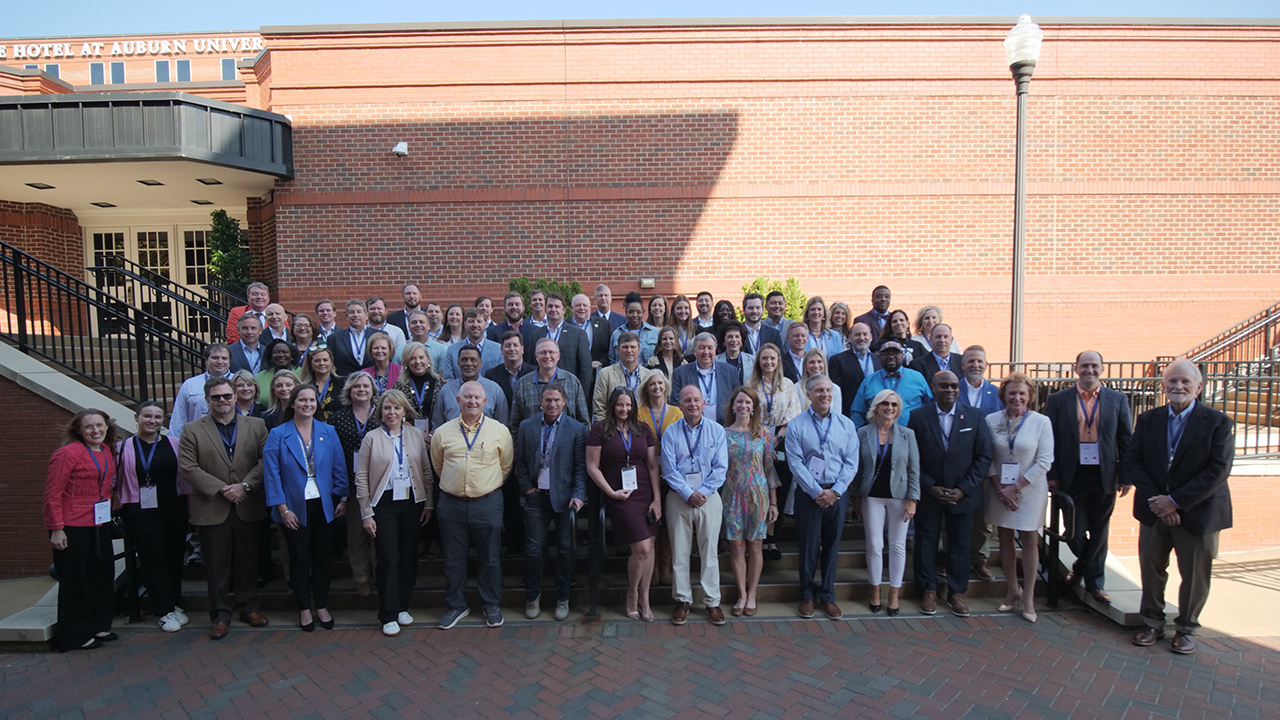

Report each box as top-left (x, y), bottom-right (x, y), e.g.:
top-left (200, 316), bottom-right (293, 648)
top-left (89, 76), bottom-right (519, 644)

top-left (586, 387), bottom-right (662, 621)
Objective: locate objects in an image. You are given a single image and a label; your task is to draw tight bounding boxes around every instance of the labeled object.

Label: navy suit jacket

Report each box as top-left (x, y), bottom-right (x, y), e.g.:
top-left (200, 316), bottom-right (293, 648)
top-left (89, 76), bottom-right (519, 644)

top-left (781, 350), bottom-right (803, 384)
top-left (853, 310), bottom-right (890, 338)
top-left (523, 323), bottom-right (593, 393)
top-left (1123, 402), bottom-right (1233, 535)
top-left (959, 380), bottom-right (1003, 415)
top-left (329, 327), bottom-right (387, 377)
top-left (909, 352), bottom-right (964, 382)
top-left (485, 320), bottom-right (526, 343)
top-left (907, 402), bottom-right (992, 514)
top-left (513, 415), bottom-right (588, 513)
top-left (1044, 386), bottom-right (1133, 495)
top-left (584, 315), bottom-right (614, 366)
top-left (228, 341), bottom-right (265, 375)
top-left (669, 362), bottom-right (738, 424)
top-left (828, 349), bottom-right (880, 418)
top-left (743, 323), bottom-right (783, 356)
top-left (262, 420), bottom-right (349, 525)
top-left (484, 362), bottom-right (535, 407)
top-left (597, 310), bottom-right (626, 331)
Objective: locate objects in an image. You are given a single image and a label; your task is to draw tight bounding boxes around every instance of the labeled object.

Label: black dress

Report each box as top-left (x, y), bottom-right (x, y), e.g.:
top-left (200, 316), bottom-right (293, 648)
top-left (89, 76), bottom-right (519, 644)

top-left (587, 422), bottom-right (658, 544)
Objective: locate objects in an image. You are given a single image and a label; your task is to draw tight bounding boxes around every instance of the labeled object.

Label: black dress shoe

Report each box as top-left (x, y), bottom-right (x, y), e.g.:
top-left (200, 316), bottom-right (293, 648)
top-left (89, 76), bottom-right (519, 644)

top-left (318, 611), bottom-right (335, 630)
top-left (1065, 570), bottom-right (1083, 586)
top-left (869, 603), bottom-right (881, 614)
top-left (300, 620), bottom-right (315, 632)
top-left (95, 632), bottom-right (119, 642)
top-left (886, 606), bottom-right (899, 617)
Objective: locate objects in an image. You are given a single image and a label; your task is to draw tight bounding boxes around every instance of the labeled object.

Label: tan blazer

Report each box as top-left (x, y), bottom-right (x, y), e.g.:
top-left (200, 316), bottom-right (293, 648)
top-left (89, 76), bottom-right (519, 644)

top-left (356, 427), bottom-right (434, 519)
top-left (178, 414), bottom-right (269, 526)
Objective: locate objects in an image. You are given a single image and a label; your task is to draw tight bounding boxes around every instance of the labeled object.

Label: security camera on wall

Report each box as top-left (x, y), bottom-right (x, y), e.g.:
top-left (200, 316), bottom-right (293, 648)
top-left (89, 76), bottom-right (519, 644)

top-left (391, 142), bottom-right (408, 156)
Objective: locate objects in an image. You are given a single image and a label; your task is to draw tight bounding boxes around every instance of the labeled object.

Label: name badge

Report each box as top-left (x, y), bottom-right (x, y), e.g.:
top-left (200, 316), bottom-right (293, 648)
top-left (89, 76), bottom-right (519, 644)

top-left (140, 486), bottom-right (159, 510)
top-left (684, 470), bottom-right (702, 490)
top-left (393, 471), bottom-right (410, 501)
top-left (621, 466), bottom-right (638, 491)
top-left (414, 418), bottom-right (431, 433)
top-left (1000, 462), bottom-right (1020, 485)
top-left (776, 450), bottom-right (786, 463)
top-left (806, 456), bottom-right (826, 484)
top-left (538, 467), bottom-right (551, 490)
top-left (1079, 442), bottom-right (1100, 466)
top-left (304, 477), bottom-right (321, 499)
top-left (94, 500), bottom-right (111, 526)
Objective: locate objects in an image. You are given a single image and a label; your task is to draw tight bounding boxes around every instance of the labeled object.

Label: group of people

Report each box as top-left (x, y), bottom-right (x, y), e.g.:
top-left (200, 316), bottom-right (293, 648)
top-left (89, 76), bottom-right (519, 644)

top-left (43, 282), bottom-right (1233, 656)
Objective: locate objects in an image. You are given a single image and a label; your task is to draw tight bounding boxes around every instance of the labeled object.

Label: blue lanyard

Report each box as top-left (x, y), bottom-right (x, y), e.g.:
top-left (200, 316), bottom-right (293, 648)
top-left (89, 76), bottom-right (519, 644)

top-left (1168, 408), bottom-right (1190, 461)
top-left (219, 421), bottom-right (237, 456)
top-left (810, 410), bottom-right (832, 453)
top-left (134, 436), bottom-right (159, 484)
top-left (299, 433), bottom-right (316, 477)
top-left (374, 372), bottom-right (389, 393)
top-left (698, 370), bottom-right (714, 400)
top-left (413, 378), bottom-right (431, 409)
top-left (462, 417), bottom-right (485, 452)
top-left (624, 367), bottom-right (640, 392)
top-left (81, 442), bottom-right (110, 496)
top-left (681, 420), bottom-right (704, 461)
top-left (883, 373), bottom-right (901, 391)
top-left (535, 370), bottom-right (560, 396)
top-left (354, 409), bottom-right (371, 438)
top-left (541, 421), bottom-right (557, 468)
top-left (621, 429), bottom-right (633, 459)
top-left (318, 377), bottom-right (331, 406)
top-left (1005, 409), bottom-right (1029, 454)
top-left (1078, 393), bottom-right (1100, 432)
top-left (652, 404), bottom-right (668, 441)
top-left (760, 380), bottom-right (775, 417)
top-left (386, 429), bottom-right (405, 468)
top-left (547, 323), bottom-right (563, 344)
top-left (875, 437), bottom-right (891, 475)
top-left (350, 329), bottom-right (367, 362)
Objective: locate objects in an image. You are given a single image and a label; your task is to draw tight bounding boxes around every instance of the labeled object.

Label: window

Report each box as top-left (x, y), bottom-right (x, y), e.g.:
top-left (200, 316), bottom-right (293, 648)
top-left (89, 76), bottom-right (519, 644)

top-left (89, 63), bottom-right (104, 85)
top-left (110, 61), bottom-right (124, 84)
top-left (221, 58), bottom-right (236, 81)
top-left (23, 64), bottom-right (37, 70)
top-left (154, 60), bottom-right (170, 83)
top-left (176, 59), bottom-right (190, 82)
top-left (44, 64), bottom-right (59, 78)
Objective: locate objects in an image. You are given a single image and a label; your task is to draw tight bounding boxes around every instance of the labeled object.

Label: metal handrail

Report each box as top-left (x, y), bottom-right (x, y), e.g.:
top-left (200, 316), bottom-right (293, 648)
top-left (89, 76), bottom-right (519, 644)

top-left (206, 277), bottom-right (248, 318)
top-left (88, 264), bottom-right (229, 342)
top-left (586, 484), bottom-right (605, 620)
top-left (1043, 488), bottom-right (1076, 609)
top-left (1180, 301), bottom-right (1279, 363)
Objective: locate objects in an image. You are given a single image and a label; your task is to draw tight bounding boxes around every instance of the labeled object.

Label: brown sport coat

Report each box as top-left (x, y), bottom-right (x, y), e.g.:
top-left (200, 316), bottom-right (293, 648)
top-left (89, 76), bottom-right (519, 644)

top-left (178, 414), bottom-right (269, 526)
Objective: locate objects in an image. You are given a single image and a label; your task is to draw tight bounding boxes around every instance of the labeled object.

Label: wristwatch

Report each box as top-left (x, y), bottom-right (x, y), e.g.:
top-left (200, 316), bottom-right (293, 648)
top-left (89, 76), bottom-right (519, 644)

top-left (241, 482), bottom-right (251, 492)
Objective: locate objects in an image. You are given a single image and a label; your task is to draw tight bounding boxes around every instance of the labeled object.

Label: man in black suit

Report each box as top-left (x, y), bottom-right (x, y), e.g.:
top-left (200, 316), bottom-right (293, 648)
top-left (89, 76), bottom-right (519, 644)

top-left (484, 330), bottom-right (535, 407)
top-left (523, 292), bottom-right (592, 393)
top-left (329, 299), bottom-right (387, 376)
top-left (909, 323), bottom-right (963, 379)
top-left (1124, 359), bottom-right (1233, 655)
top-left (385, 283), bottom-right (421, 339)
top-left (740, 292), bottom-right (783, 355)
top-left (908, 371), bottom-right (993, 617)
top-left (485, 292), bottom-right (526, 343)
top-left (1044, 350), bottom-right (1133, 603)
top-left (853, 285), bottom-right (892, 338)
top-left (828, 322), bottom-right (880, 418)
top-left (781, 322), bottom-right (808, 383)
top-left (569, 293), bottom-right (612, 372)
top-left (593, 284), bottom-right (627, 331)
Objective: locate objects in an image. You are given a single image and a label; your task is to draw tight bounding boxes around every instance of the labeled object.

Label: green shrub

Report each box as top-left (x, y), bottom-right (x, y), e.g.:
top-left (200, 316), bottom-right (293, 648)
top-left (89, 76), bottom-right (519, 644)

top-left (207, 209), bottom-right (253, 288)
top-left (739, 277), bottom-right (807, 321)
top-left (509, 277), bottom-right (585, 317)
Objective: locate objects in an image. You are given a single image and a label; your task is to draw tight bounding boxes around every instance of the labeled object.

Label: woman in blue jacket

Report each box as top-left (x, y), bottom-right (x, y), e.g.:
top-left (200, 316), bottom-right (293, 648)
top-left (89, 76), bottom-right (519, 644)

top-left (264, 383), bottom-right (349, 631)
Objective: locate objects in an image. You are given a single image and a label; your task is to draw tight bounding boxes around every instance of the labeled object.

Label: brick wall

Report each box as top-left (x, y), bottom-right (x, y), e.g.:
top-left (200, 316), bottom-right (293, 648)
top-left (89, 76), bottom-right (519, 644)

top-left (0, 376), bottom-right (74, 577)
top-left (251, 20), bottom-right (1280, 363)
top-left (246, 193), bottom-right (278, 295)
top-left (0, 201), bottom-right (85, 336)
top-left (1107, 475), bottom-right (1280, 557)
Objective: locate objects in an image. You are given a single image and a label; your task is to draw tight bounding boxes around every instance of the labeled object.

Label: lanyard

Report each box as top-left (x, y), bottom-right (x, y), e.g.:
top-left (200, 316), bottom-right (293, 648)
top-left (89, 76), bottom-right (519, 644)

top-left (1168, 409), bottom-right (1190, 462)
top-left (374, 372), bottom-right (389, 393)
top-left (318, 376), bottom-right (331, 406)
top-left (219, 421), bottom-right (237, 457)
top-left (620, 429), bottom-right (633, 461)
top-left (299, 433), bottom-right (316, 477)
top-left (810, 410), bottom-right (832, 454)
top-left (760, 380), bottom-right (775, 417)
top-left (1078, 393), bottom-right (1100, 432)
top-left (541, 420), bottom-right (557, 468)
top-left (462, 417), bottom-right (485, 452)
top-left (350, 328), bottom-right (367, 362)
top-left (354, 408), bottom-right (371, 437)
top-left (624, 367), bottom-right (641, 391)
top-left (652, 404), bottom-right (668, 441)
top-left (547, 322), bottom-right (563, 344)
top-left (535, 370), bottom-right (561, 397)
top-left (681, 420), bottom-right (704, 461)
top-left (874, 437), bottom-right (891, 476)
top-left (698, 370), bottom-right (714, 400)
top-left (680, 331), bottom-right (690, 354)
top-left (386, 429), bottom-right (405, 468)
top-left (1005, 409), bottom-right (1029, 454)
top-left (81, 442), bottom-right (110, 497)
top-left (135, 436), bottom-right (159, 485)
top-left (413, 378), bottom-right (431, 409)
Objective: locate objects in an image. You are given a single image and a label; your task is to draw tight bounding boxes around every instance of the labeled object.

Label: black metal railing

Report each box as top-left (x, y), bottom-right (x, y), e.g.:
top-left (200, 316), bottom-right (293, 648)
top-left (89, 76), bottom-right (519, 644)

top-left (1175, 300), bottom-right (1280, 365)
top-left (205, 277), bottom-right (248, 319)
top-left (88, 264), bottom-right (230, 343)
top-left (1, 241), bottom-right (204, 411)
top-left (987, 359), bottom-right (1280, 457)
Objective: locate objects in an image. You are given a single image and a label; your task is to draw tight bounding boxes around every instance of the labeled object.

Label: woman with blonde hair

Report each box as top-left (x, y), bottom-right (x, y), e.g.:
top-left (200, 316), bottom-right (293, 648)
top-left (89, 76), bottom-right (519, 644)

top-left (747, 343), bottom-right (802, 560)
top-left (855, 389), bottom-right (920, 615)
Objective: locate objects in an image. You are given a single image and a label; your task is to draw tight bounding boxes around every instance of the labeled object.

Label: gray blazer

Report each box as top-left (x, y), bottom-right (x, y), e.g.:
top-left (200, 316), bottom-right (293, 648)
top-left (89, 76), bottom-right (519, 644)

top-left (855, 423), bottom-right (921, 501)
top-left (514, 414), bottom-right (588, 513)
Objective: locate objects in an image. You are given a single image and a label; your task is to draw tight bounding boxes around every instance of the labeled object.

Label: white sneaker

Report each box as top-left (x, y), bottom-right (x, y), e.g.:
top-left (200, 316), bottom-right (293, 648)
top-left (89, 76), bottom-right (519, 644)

top-left (554, 600), bottom-right (570, 622)
top-left (382, 621), bottom-right (401, 637)
top-left (525, 597), bottom-right (541, 620)
top-left (158, 612), bottom-right (182, 633)
top-left (397, 612), bottom-right (414, 626)
top-left (172, 607), bottom-right (190, 626)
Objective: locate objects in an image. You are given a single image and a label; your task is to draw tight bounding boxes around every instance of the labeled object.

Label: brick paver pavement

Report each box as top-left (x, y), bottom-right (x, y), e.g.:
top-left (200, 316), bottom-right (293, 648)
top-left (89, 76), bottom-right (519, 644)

top-left (2, 610), bottom-right (1277, 719)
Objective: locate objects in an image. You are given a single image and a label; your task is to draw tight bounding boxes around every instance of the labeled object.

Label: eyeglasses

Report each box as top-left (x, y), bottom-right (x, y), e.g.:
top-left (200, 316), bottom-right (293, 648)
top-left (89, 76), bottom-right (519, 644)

top-left (936, 383), bottom-right (960, 389)
top-left (880, 402), bottom-right (900, 408)
top-left (208, 393), bottom-right (234, 401)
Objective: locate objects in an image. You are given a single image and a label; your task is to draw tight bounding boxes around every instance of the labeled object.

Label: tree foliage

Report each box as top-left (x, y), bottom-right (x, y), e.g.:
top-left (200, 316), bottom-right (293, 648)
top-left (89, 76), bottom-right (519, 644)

top-left (207, 209), bottom-right (254, 288)
top-left (739, 277), bottom-right (807, 321)
top-left (508, 277), bottom-right (585, 317)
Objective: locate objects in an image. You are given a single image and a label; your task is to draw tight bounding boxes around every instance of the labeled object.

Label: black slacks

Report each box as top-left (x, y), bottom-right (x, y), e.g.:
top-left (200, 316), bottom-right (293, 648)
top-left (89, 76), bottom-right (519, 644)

top-left (372, 498), bottom-right (421, 623)
top-left (1066, 466), bottom-right (1116, 591)
top-left (52, 525), bottom-right (115, 652)
top-left (198, 512), bottom-right (263, 623)
top-left (282, 499), bottom-right (334, 610)
top-left (913, 497), bottom-right (973, 598)
top-left (120, 500), bottom-right (187, 617)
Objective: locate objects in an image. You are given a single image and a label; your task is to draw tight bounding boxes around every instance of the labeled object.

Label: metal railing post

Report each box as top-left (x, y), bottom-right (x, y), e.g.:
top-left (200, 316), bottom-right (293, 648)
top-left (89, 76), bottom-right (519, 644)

top-left (120, 529), bottom-right (143, 624)
top-left (586, 485), bottom-right (602, 620)
top-left (12, 247), bottom-right (28, 352)
top-left (134, 306), bottom-right (150, 402)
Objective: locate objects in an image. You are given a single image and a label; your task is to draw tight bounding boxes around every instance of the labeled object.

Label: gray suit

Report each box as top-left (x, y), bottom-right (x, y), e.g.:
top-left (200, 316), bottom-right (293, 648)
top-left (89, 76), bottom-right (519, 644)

top-left (855, 423), bottom-right (921, 500)
top-left (669, 362), bottom-right (738, 424)
top-left (514, 414), bottom-right (587, 603)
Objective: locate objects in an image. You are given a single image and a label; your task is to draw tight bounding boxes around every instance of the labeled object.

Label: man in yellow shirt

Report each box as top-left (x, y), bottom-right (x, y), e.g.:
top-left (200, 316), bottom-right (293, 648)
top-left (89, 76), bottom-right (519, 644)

top-left (430, 381), bottom-right (514, 629)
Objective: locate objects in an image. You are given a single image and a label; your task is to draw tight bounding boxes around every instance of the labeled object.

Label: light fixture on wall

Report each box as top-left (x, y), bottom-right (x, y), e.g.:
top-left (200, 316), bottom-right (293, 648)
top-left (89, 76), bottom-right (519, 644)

top-left (391, 142), bottom-right (408, 156)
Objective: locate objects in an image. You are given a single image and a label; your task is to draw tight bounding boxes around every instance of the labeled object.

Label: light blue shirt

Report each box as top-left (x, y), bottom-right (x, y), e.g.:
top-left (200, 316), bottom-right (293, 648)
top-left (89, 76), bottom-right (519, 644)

top-left (608, 322), bottom-right (661, 364)
top-left (787, 408), bottom-right (860, 499)
top-left (850, 367), bottom-right (933, 428)
top-left (443, 337), bottom-right (503, 380)
top-left (660, 417), bottom-right (729, 501)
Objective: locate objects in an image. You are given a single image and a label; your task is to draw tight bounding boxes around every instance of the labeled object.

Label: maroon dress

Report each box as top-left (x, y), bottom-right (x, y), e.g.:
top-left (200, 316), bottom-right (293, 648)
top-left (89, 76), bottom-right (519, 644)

top-left (587, 422), bottom-right (658, 544)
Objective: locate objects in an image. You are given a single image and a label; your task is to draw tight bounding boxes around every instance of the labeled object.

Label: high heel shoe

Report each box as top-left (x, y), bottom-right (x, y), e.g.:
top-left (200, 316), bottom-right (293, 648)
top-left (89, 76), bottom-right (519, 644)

top-left (300, 611), bottom-right (315, 632)
top-left (1021, 599), bottom-right (1037, 624)
top-left (999, 586), bottom-right (1023, 613)
top-left (625, 591), bottom-right (640, 620)
top-left (317, 609), bottom-right (334, 630)
top-left (886, 606), bottom-right (899, 617)
top-left (869, 603), bottom-right (881, 613)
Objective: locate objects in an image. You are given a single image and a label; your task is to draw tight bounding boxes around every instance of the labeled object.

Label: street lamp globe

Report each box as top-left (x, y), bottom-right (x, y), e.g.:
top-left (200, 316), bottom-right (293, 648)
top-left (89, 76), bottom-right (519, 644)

top-left (1005, 14), bottom-right (1044, 71)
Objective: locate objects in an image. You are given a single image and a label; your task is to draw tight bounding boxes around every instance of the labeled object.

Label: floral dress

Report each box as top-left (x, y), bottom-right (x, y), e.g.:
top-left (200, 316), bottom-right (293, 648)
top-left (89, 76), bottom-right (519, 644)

top-left (722, 428), bottom-right (780, 541)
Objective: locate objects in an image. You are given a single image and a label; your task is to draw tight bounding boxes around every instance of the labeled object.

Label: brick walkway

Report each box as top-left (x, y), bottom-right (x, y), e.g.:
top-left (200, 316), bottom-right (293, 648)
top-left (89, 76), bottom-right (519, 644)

top-left (2, 610), bottom-right (1277, 719)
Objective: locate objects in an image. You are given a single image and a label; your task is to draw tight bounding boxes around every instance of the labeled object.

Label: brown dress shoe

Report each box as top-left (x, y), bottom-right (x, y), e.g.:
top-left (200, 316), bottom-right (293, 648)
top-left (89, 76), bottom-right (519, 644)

top-left (1171, 632), bottom-right (1197, 654)
top-left (972, 561), bottom-right (995, 581)
top-left (1132, 626), bottom-right (1164, 647)
top-left (240, 612), bottom-right (270, 628)
top-left (356, 582), bottom-right (372, 597)
top-left (919, 590), bottom-right (938, 615)
top-left (671, 601), bottom-right (690, 626)
top-left (948, 593), bottom-right (970, 618)
top-left (1088, 588), bottom-right (1112, 604)
top-left (707, 606), bottom-right (726, 626)
top-left (798, 600), bottom-right (815, 619)
top-left (1065, 570), bottom-right (1083, 586)
top-left (209, 621), bottom-right (230, 640)
top-left (821, 601), bottom-right (842, 620)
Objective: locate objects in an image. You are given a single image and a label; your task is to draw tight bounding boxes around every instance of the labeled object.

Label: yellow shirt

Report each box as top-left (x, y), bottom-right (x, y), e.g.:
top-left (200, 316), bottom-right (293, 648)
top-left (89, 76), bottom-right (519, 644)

top-left (430, 415), bottom-right (513, 498)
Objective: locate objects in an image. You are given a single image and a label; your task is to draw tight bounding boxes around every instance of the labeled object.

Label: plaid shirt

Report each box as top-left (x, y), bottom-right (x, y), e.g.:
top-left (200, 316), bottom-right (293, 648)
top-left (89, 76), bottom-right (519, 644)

top-left (508, 369), bottom-right (590, 432)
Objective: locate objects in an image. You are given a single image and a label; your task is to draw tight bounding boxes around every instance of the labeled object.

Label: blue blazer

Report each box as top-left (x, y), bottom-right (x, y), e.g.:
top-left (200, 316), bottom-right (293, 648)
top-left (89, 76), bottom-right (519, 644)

top-left (669, 362), bottom-right (738, 424)
top-left (513, 415), bottom-right (588, 513)
top-left (744, 324), bottom-right (783, 356)
top-left (909, 352), bottom-right (964, 382)
top-left (263, 420), bottom-right (349, 525)
top-left (228, 341), bottom-right (264, 375)
top-left (907, 402), bottom-right (993, 514)
top-left (959, 379), bottom-right (1003, 416)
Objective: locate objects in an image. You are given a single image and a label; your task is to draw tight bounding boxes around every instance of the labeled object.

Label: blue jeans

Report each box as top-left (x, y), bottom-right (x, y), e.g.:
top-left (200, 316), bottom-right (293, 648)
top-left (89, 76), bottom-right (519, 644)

top-left (523, 491), bottom-right (575, 602)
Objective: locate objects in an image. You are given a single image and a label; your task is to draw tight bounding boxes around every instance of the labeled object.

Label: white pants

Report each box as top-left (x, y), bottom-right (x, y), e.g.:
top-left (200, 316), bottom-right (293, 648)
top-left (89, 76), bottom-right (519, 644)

top-left (666, 491), bottom-right (723, 607)
top-left (862, 496), bottom-right (910, 589)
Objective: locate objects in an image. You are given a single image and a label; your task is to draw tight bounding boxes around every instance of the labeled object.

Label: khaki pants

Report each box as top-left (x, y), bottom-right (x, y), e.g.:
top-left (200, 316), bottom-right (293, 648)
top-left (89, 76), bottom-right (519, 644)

top-left (666, 491), bottom-right (723, 607)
